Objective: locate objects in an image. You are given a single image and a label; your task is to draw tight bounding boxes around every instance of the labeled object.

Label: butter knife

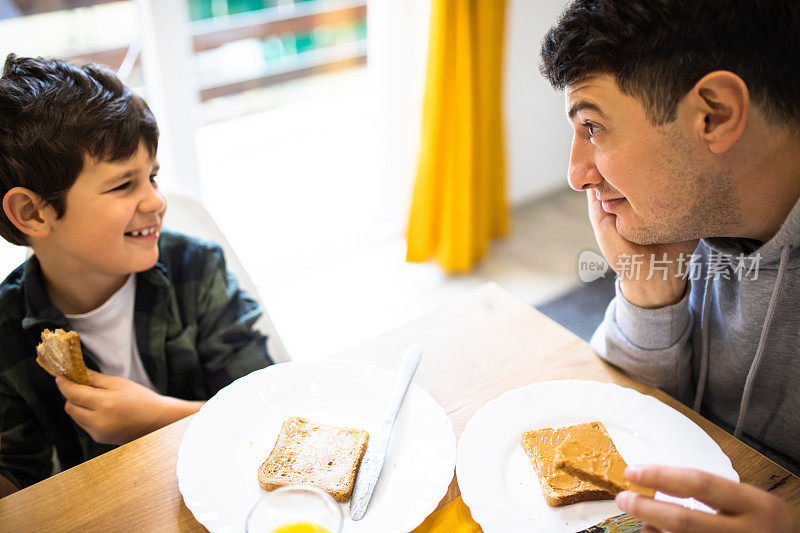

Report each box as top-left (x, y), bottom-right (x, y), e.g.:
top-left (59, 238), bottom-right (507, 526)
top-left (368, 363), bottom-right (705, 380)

top-left (350, 343), bottom-right (423, 520)
top-left (575, 513), bottom-right (644, 533)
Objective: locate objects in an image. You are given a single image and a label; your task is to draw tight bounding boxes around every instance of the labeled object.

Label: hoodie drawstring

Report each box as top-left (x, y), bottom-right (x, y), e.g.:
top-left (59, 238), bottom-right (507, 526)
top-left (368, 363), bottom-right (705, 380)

top-left (733, 244), bottom-right (791, 438)
top-left (692, 245), bottom-right (790, 438)
top-left (692, 275), bottom-right (714, 412)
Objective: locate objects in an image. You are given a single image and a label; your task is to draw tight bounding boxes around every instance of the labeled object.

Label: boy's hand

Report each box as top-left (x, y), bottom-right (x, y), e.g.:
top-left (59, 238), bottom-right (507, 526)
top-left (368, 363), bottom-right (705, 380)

top-left (616, 465), bottom-right (800, 533)
top-left (587, 190), bottom-right (699, 308)
top-left (55, 370), bottom-right (203, 445)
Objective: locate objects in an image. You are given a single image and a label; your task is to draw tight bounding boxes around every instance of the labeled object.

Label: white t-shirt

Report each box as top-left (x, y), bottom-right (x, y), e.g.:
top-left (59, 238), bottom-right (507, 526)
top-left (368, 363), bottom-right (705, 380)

top-left (65, 274), bottom-right (157, 391)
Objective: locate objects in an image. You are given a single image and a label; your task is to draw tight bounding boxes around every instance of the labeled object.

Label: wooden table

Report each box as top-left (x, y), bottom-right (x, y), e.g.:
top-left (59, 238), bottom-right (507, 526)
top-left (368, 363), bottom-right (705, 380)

top-left (1, 283), bottom-right (798, 532)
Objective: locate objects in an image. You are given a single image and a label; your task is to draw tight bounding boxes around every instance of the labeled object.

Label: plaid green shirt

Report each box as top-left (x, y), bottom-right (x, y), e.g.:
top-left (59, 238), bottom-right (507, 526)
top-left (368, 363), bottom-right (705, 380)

top-left (0, 231), bottom-right (272, 489)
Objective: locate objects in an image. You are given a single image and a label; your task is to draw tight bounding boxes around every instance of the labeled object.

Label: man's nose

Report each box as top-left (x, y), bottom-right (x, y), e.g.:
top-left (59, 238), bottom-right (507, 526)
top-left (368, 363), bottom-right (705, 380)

top-left (567, 134), bottom-right (603, 191)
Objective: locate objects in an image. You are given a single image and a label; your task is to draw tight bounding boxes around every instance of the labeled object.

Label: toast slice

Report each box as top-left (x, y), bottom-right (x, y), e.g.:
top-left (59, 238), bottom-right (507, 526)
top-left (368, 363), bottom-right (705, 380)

top-left (257, 417), bottom-right (369, 502)
top-left (522, 425), bottom-right (615, 507)
top-left (553, 421), bottom-right (656, 497)
top-left (35, 329), bottom-right (90, 386)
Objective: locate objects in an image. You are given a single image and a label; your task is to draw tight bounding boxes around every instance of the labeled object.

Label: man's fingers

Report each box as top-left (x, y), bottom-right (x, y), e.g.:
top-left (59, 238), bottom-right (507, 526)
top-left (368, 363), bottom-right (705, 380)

top-left (586, 188), bottom-right (600, 219)
top-left (585, 189), bottom-right (627, 273)
top-left (586, 189), bottom-right (616, 233)
top-left (617, 491), bottom-right (737, 533)
top-left (626, 465), bottom-right (758, 513)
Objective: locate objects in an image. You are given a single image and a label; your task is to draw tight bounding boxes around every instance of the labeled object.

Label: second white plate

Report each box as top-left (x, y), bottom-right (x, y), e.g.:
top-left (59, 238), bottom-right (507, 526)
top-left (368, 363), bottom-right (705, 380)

top-left (456, 380), bottom-right (738, 533)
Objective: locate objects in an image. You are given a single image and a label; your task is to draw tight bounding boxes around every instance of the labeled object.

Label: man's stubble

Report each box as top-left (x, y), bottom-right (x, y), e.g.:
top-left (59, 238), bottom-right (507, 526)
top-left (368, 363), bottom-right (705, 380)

top-left (620, 123), bottom-right (742, 245)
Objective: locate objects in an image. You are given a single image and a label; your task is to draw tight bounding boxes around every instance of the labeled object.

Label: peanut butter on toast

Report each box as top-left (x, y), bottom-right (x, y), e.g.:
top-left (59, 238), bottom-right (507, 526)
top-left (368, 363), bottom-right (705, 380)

top-left (522, 425), bottom-right (614, 507)
top-left (553, 421), bottom-right (655, 497)
top-left (257, 417), bottom-right (369, 502)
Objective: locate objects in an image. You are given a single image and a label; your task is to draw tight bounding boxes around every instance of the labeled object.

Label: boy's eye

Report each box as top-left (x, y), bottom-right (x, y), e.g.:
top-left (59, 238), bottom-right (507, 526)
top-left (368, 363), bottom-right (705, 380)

top-left (111, 181), bottom-right (131, 192)
top-left (149, 174), bottom-right (158, 182)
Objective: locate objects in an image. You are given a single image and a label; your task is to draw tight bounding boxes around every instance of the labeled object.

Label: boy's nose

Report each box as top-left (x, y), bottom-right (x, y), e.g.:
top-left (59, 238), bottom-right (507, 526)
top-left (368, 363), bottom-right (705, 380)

top-left (567, 134), bottom-right (604, 191)
top-left (140, 184), bottom-right (167, 214)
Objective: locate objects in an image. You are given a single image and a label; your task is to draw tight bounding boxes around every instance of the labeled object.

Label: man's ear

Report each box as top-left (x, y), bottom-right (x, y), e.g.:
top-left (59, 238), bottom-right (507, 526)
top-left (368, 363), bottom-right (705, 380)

top-left (684, 71), bottom-right (749, 154)
top-left (2, 187), bottom-right (53, 240)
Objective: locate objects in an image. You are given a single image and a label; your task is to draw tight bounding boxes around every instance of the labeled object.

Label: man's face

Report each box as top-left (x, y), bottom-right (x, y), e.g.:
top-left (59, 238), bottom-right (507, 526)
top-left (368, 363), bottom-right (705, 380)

top-left (44, 141), bottom-right (166, 277)
top-left (565, 75), bottom-right (739, 244)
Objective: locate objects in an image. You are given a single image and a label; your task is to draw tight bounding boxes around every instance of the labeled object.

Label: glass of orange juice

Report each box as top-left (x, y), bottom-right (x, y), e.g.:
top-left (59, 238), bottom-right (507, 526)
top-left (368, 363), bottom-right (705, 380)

top-left (245, 485), bottom-right (342, 533)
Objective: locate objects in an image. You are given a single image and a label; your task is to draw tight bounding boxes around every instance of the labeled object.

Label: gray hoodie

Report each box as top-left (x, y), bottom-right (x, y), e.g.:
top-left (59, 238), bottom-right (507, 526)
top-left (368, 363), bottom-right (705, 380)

top-left (591, 198), bottom-right (800, 475)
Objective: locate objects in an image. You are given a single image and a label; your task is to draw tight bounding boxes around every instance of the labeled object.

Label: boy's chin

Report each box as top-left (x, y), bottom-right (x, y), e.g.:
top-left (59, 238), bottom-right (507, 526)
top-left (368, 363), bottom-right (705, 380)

top-left (130, 253), bottom-right (160, 273)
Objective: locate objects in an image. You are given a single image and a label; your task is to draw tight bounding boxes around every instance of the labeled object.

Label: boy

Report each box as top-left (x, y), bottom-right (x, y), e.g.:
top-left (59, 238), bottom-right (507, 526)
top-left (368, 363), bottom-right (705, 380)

top-left (0, 54), bottom-right (273, 495)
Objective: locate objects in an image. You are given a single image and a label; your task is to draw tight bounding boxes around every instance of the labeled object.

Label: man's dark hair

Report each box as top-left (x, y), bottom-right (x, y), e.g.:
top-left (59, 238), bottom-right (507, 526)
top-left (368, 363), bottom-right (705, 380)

top-left (540, 0), bottom-right (800, 130)
top-left (0, 54), bottom-right (159, 245)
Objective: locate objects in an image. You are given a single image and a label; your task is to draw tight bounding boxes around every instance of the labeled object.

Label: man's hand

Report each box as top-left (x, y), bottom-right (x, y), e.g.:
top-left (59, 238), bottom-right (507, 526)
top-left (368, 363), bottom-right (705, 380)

top-left (56, 370), bottom-right (203, 445)
top-left (587, 190), bottom-right (699, 308)
top-left (616, 465), bottom-right (800, 533)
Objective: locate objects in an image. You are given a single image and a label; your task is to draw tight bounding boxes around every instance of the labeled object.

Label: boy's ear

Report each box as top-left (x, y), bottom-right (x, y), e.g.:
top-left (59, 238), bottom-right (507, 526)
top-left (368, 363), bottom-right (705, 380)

top-left (683, 70), bottom-right (749, 154)
top-left (2, 187), bottom-right (53, 240)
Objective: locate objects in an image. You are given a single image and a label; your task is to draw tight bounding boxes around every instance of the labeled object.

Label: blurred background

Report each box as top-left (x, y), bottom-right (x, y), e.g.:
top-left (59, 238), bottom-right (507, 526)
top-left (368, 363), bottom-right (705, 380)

top-left (0, 0), bottom-right (601, 360)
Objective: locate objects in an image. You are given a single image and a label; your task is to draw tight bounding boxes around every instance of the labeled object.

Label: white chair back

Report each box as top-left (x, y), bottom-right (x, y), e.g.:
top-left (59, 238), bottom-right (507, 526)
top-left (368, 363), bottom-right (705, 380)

top-left (162, 191), bottom-right (290, 363)
top-left (0, 241), bottom-right (27, 280)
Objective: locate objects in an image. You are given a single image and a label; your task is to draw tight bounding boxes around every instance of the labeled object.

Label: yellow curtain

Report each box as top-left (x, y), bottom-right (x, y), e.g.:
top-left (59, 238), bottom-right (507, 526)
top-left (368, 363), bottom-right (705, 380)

top-left (405, 0), bottom-right (509, 273)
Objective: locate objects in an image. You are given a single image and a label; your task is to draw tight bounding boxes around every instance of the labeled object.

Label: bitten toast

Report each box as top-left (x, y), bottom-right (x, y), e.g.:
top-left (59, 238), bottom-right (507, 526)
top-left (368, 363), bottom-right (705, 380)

top-left (257, 417), bottom-right (369, 502)
top-left (35, 329), bottom-right (90, 385)
top-left (522, 425), bottom-right (614, 507)
top-left (553, 421), bottom-right (656, 497)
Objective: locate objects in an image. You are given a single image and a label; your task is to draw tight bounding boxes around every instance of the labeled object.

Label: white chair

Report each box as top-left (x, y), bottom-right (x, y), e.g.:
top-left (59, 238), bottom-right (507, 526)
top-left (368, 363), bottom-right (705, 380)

top-left (0, 240), bottom-right (27, 280)
top-left (162, 191), bottom-right (290, 363)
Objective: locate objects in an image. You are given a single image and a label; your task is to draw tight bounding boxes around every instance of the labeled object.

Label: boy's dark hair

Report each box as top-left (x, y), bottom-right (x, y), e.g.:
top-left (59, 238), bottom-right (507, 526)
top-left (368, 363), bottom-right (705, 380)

top-left (540, 0), bottom-right (800, 131)
top-left (0, 54), bottom-right (159, 245)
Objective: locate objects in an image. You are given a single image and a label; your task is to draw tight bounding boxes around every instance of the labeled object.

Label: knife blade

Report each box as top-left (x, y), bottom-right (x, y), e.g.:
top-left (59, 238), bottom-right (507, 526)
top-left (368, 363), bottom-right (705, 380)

top-left (575, 513), bottom-right (644, 533)
top-left (349, 343), bottom-right (423, 520)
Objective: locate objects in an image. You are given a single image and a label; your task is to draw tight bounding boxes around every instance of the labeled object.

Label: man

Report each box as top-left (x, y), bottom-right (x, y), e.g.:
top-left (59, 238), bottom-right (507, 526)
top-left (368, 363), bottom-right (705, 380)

top-left (540, 0), bottom-right (800, 531)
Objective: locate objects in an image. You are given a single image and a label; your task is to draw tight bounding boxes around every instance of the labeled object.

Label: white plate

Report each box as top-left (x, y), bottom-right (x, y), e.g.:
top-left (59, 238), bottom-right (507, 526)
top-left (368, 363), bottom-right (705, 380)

top-left (177, 360), bottom-right (456, 533)
top-left (456, 380), bottom-right (739, 533)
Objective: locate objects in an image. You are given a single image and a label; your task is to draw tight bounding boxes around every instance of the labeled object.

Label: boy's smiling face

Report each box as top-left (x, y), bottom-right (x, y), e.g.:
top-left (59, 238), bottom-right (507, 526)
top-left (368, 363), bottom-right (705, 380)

top-left (44, 140), bottom-right (166, 278)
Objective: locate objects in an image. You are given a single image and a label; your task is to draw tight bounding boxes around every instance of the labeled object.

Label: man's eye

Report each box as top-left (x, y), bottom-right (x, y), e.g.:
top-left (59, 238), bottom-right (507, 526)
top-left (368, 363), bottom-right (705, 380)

top-left (584, 121), bottom-right (602, 137)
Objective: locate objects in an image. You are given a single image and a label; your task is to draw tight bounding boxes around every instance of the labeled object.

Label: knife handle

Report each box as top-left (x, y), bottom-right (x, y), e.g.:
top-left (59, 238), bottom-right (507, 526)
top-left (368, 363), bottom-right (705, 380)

top-left (383, 343), bottom-right (422, 421)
